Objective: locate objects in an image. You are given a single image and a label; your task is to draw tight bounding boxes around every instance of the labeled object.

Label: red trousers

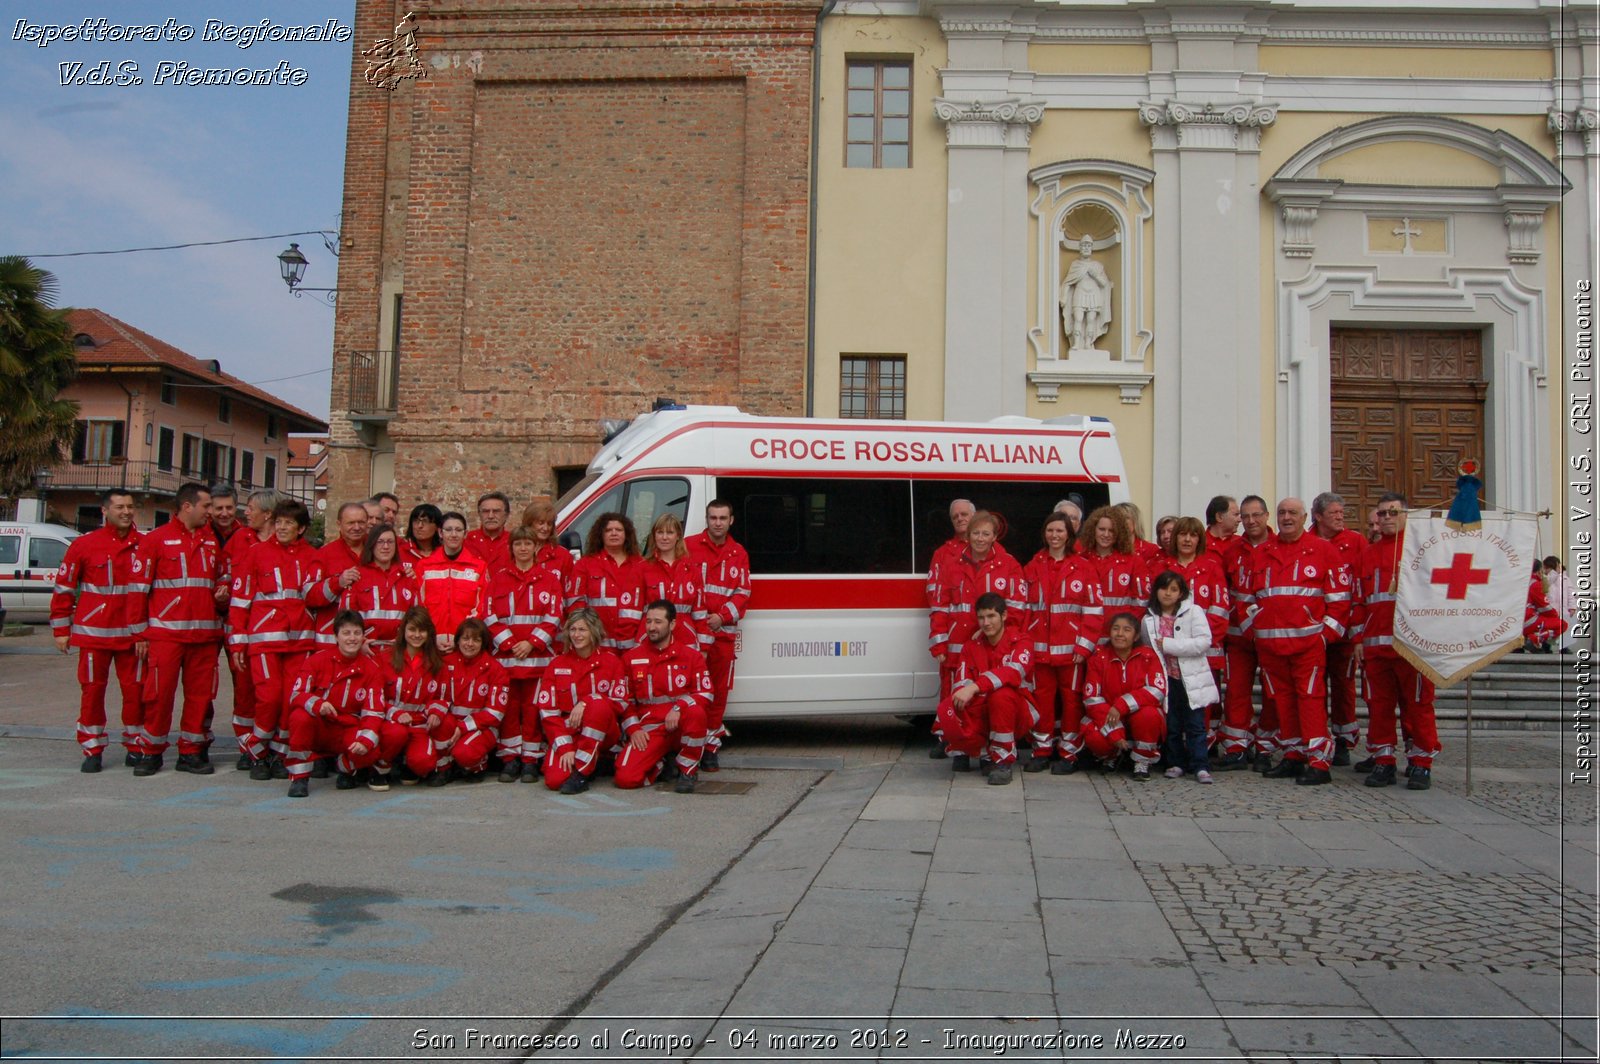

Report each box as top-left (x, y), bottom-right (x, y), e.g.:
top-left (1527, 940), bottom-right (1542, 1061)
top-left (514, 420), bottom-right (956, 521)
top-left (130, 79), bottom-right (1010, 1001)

top-left (1221, 641), bottom-right (1279, 758)
top-left (1258, 643), bottom-right (1333, 769)
top-left (396, 715), bottom-right (461, 777)
top-left (284, 709), bottom-right (394, 779)
top-left (501, 677), bottom-right (543, 764)
top-left (446, 720), bottom-right (497, 774)
top-left (936, 687), bottom-right (1029, 766)
top-left (76, 647), bottom-right (144, 755)
top-left (542, 702), bottom-right (622, 791)
top-left (246, 650), bottom-right (311, 760)
top-left (140, 641), bottom-right (220, 756)
top-left (615, 704), bottom-right (709, 788)
top-left (1362, 653), bottom-right (1441, 769)
top-left (1081, 702), bottom-right (1165, 766)
top-left (226, 645), bottom-right (256, 744)
top-left (704, 641), bottom-right (736, 749)
top-left (1326, 641), bottom-right (1360, 746)
top-left (1031, 660), bottom-right (1086, 758)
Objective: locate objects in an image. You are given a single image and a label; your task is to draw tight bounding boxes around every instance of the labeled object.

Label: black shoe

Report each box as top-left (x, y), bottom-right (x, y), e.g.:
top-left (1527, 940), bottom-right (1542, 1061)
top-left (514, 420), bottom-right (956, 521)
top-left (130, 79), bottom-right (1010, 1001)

top-left (425, 769), bottom-right (451, 787)
top-left (1212, 754), bottom-right (1248, 772)
top-left (132, 754), bottom-right (163, 777)
top-left (1364, 763), bottom-right (1398, 787)
top-left (1295, 767), bottom-right (1333, 786)
top-left (287, 778), bottom-right (309, 798)
top-left (1262, 759), bottom-right (1305, 779)
top-left (657, 761), bottom-right (681, 783)
top-left (235, 752), bottom-right (252, 771)
top-left (397, 766), bottom-right (420, 786)
top-left (979, 758), bottom-right (994, 777)
top-left (248, 758), bottom-right (273, 781)
top-left (80, 753), bottom-right (103, 773)
top-left (674, 773), bottom-right (697, 794)
top-left (525, 759), bottom-right (543, 780)
top-left (1023, 756), bottom-right (1051, 773)
top-left (1404, 762), bottom-right (1418, 778)
top-left (560, 774), bottom-right (590, 795)
top-left (928, 746), bottom-right (948, 760)
top-left (1406, 767), bottom-right (1432, 790)
top-left (1352, 756), bottom-right (1377, 773)
top-left (1331, 739), bottom-right (1351, 767)
top-left (1050, 758), bottom-right (1079, 776)
top-left (701, 751), bottom-right (720, 773)
top-left (987, 765), bottom-right (1014, 786)
top-left (124, 751), bottom-right (139, 768)
top-left (498, 760), bottom-right (523, 783)
top-left (516, 766), bottom-right (537, 783)
top-left (366, 771), bottom-right (392, 792)
top-left (335, 772), bottom-right (358, 790)
top-left (175, 753), bottom-right (215, 775)
top-left (1251, 755), bottom-right (1274, 773)
top-left (309, 758), bottom-right (332, 779)
top-left (270, 757), bottom-right (289, 780)
top-left (950, 754), bottom-right (973, 773)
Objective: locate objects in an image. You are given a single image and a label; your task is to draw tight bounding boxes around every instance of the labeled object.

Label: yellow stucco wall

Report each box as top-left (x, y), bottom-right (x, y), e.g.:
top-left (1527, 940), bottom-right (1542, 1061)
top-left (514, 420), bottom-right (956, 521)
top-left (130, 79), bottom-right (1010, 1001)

top-left (1027, 43), bottom-right (1152, 73)
top-left (1258, 45), bottom-right (1553, 80)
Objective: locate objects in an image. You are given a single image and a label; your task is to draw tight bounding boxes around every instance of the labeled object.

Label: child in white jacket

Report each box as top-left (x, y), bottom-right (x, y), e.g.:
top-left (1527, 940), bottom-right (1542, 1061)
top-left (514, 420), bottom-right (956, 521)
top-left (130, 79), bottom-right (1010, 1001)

top-left (1142, 571), bottom-right (1220, 783)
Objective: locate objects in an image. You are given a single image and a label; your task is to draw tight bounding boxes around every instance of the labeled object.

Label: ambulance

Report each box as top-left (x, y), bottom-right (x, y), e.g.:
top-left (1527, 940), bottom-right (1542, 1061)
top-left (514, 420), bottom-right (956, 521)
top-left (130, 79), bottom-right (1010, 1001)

top-left (0, 522), bottom-right (78, 624)
top-left (555, 405), bottom-right (1130, 719)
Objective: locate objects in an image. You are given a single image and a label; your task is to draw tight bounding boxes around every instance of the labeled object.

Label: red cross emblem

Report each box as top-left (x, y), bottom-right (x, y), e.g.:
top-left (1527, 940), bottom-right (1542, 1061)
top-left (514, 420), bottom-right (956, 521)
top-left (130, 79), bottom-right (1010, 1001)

top-left (1431, 552), bottom-right (1492, 600)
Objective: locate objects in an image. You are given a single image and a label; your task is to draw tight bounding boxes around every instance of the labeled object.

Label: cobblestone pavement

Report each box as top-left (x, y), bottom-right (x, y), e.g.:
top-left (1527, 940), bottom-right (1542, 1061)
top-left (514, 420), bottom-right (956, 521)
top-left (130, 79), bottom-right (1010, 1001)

top-left (1090, 767), bottom-right (1440, 822)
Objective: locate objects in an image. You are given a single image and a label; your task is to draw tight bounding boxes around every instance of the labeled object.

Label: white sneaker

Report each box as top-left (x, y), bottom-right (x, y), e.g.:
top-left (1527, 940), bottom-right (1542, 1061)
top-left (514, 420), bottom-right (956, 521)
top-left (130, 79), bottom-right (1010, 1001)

top-left (1164, 766), bottom-right (1184, 779)
top-left (1196, 770), bottom-right (1214, 784)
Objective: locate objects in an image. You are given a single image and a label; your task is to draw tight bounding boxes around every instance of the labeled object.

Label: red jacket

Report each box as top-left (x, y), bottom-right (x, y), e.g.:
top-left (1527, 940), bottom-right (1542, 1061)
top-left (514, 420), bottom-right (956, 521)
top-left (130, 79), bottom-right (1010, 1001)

top-left (642, 553), bottom-right (707, 647)
top-left (398, 540), bottom-right (439, 570)
top-left (569, 551), bottom-right (649, 651)
top-left (485, 562), bottom-right (564, 677)
top-left (129, 519), bottom-right (224, 644)
top-left (1525, 575), bottom-right (1568, 644)
top-left (305, 538), bottom-right (366, 648)
top-left (384, 650), bottom-right (451, 727)
top-left (218, 528), bottom-right (269, 598)
top-left (926, 534), bottom-right (966, 607)
top-left (344, 562), bottom-right (420, 647)
top-left (1224, 535), bottom-right (1274, 647)
top-left (418, 548), bottom-right (488, 643)
top-left (464, 528), bottom-right (511, 573)
top-left (1205, 530), bottom-right (1242, 573)
top-left (1024, 549), bottom-right (1103, 664)
top-left (1083, 646), bottom-right (1168, 720)
top-left (536, 648), bottom-right (627, 757)
top-left (1085, 550), bottom-right (1148, 628)
top-left (619, 635), bottom-right (711, 737)
top-left (444, 649), bottom-right (510, 733)
top-left (930, 548), bottom-right (1028, 662)
top-left (1317, 528), bottom-right (1367, 646)
top-left (1148, 553), bottom-right (1230, 661)
top-left (1351, 532), bottom-right (1403, 658)
top-left (534, 542), bottom-right (576, 609)
top-left (51, 525), bottom-right (143, 649)
top-left (953, 625), bottom-right (1036, 707)
top-left (287, 647), bottom-right (387, 751)
top-left (685, 532), bottom-right (751, 649)
top-left (1240, 532), bottom-right (1351, 654)
top-left (227, 537), bottom-right (319, 653)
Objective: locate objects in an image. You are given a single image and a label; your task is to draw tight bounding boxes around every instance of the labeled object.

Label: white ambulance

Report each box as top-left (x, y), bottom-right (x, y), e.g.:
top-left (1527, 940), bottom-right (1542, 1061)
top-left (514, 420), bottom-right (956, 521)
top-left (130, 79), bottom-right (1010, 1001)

top-left (555, 405), bottom-right (1130, 719)
top-left (0, 522), bottom-right (79, 624)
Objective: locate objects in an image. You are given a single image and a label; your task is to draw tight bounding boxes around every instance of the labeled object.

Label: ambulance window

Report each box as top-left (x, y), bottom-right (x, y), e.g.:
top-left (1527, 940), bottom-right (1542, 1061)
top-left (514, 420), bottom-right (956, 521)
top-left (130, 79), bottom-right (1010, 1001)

top-left (622, 477), bottom-right (690, 535)
top-left (718, 477), bottom-right (912, 574)
top-left (29, 537), bottom-right (68, 571)
top-left (911, 480), bottom-right (1111, 572)
top-left (0, 536), bottom-right (17, 565)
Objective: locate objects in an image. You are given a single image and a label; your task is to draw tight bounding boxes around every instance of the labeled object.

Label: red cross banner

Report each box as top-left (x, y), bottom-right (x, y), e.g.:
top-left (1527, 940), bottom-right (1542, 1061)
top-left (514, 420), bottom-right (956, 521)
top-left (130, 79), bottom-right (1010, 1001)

top-left (1393, 514), bottom-right (1540, 686)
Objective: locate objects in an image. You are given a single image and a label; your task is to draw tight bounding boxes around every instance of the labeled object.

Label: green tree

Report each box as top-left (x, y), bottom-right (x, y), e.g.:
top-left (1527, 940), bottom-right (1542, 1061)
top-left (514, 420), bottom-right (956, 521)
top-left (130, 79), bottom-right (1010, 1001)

top-left (0, 257), bottom-right (79, 498)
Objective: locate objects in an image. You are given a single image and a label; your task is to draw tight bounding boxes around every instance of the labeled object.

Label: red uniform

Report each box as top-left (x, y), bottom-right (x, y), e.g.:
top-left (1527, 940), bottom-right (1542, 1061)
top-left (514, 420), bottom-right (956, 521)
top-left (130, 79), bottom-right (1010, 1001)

top-left (569, 552), bottom-right (649, 652)
top-left (398, 540), bottom-right (439, 569)
top-left (1081, 645), bottom-right (1167, 767)
top-left (1351, 532), bottom-right (1440, 770)
top-left (441, 650), bottom-right (510, 774)
top-left (537, 648), bottom-right (627, 791)
top-left (930, 548), bottom-right (1028, 663)
top-left (1524, 575), bottom-right (1568, 650)
top-left (1085, 550), bottom-right (1148, 628)
top-left (1024, 550), bottom-right (1102, 760)
top-left (934, 625), bottom-right (1036, 766)
top-left (218, 528), bottom-right (271, 748)
top-left (1219, 535), bottom-right (1279, 760)
top-left (383, 650), bottom-right (456, 778)
top-left (685, 531), bottom-right (751, 751)
top-left (615, 636), bottom-right (712, 788)
top-left (926, 535), bottom-right (966, 606)
top-left (305, 538), bottom-right (365, 649)
top-left (485, 562), bottom-right (564, 768)
top-left (1318, 527), bottom-right (1368, 750)
top-left (464, 528), bottom-right (511, 573)
top-left (534, 542), bottom-right (576, 610)
top-left (284, 647), bottom-right (401, 780)
top-left (228, 537), bottom-right (319, 761)
top-left (51, 525), bottom-right (146, 757)
top-left (642, 553), bottom-right (707, 647)
top-left (417, 548), bottom-right (489, 643)
top-left (344, 562), bottom-right (420, 648)
top-left (128, 519), bottom-right (224, 758)
top-left (1241, 532), bottom-right (1351, 771)
top-left (1135, 538), bottom-right (1164, 566)
top-left (1148, 554), bottom-right (1229, 667)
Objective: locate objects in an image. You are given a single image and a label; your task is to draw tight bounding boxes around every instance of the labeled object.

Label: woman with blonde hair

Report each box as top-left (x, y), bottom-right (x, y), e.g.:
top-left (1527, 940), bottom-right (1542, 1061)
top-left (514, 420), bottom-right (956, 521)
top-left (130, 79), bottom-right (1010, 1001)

top-left (520, 498), bottom-right (575, 605)
top-left (642, 512), bottom-right (707, 646)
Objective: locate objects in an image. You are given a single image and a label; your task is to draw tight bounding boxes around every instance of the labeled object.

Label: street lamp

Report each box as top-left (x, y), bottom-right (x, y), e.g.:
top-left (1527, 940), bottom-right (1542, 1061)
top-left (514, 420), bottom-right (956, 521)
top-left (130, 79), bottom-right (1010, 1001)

top-left (277, 243), bottom-right (337, 306)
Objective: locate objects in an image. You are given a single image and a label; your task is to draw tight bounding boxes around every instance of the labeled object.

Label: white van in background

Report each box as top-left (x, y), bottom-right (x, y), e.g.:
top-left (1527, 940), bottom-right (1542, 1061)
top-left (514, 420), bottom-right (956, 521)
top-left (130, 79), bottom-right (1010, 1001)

top-left (0, 522), bottom-right (79, 624)
top-left (555, 405), bottom-right (1130, 720)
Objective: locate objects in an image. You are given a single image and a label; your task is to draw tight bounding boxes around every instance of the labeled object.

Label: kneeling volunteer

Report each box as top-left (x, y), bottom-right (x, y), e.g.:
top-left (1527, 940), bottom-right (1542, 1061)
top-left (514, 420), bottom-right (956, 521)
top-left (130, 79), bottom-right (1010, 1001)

top-left (537, 608), bottom-right (627, 795)
top-left (934, 592), bottom-right (1037, 786)
top-left (616, 600), bottom-right (712, 794)
top-left (283, 610), bottom-right (405, 797)
top-left (1082, 612), bottom-right (1168, 780)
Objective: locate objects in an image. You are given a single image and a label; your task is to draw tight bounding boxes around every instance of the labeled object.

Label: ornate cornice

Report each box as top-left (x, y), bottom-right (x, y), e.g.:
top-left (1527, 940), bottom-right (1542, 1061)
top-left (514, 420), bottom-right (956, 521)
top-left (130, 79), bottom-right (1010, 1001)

top-left (1548, 108), bottom-right (1600, 133)
top-left (1138, 101), bottom-right (1280, 128)
top-left (933, 97), bottom-right (1045, 148)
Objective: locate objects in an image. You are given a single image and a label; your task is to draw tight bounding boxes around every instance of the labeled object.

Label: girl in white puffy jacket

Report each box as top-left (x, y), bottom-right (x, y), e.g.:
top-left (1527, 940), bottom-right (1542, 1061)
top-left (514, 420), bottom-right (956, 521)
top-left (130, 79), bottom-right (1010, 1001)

top-left (1142, 571), bottom-right (1220, 783)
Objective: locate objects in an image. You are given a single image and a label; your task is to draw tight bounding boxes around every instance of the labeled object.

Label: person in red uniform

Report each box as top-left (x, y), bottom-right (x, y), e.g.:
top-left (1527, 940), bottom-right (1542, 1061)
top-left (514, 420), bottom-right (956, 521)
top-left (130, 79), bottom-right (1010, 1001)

top-left (1204, 495), bottom-right (1240, 562)
top-left (465, 491), bottom-right (512, 573)
top-left (1241, 497), bottom-right (1351, 785)
top-left (1312, 491), bottom-right (1367, 765)
top-left (1350, 493), bottom-right (1441, 791)
top-left (438, 618), bottom-right (509, 783)
top-left (1150, 516), bottom-right (1230, 747)
top-left (538, 608), bottom-right (627, 795)
top-left (383, 606), bottom-right (456, 784)
top-left (684, 499), bottom-right (750, 768)
top-left (1523, 562), bottom-right (1568, 652)
top-left (1078, 505), bottom-right (1147, 629)
top-left (418, 511), bottom-right (488, 655)
top-left (615, 600), bottom-right (712, 794)
top-left (372, 492), bottom-right (401, 529)
top-left (51, 489), bottom-right (144, 772)
top-left (399, 503), bottom-right (443, 569)
top-left (485, 526), bottom-right (564, 780)
top-left (127, 482), bottom-right (224, 776)
top-left (345, 524), bottom-right (420, 652)
top-left (570, 512), bottom-right (648, 655)
top-left (217, 489), bottom-right (279, 768)
top-left (1081, 612), bottom-right (1168, 779)
top-left (306, 502), bottom-right (370, 651)
top-left (642, 513), bottom-right (707, 648)
top-left (1215, 495), bottom-right (1277, 770)
top-left (1023, 511), bottom-right (1102, 774)
top-left (926, 498), bottom-right (976, 607)
top-left (935, 592), bottom-right (1036, 786)
top-left (1118, 503), bottom-right (1165, 568)
top-left (282, 610), bottom-right (402, 797)
top-left (519, 499), bottom-right (576, 610)
top-left (931, 511), bottom-right (1028, 684)
top-left (229, 498), bottom-right (320, 778)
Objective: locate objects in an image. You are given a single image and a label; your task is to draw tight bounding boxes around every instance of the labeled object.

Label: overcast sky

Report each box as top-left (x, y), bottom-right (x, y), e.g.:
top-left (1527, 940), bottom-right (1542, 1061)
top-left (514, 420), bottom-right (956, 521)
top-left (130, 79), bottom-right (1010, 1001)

top-left (0, 2), bottom-right (356, 421)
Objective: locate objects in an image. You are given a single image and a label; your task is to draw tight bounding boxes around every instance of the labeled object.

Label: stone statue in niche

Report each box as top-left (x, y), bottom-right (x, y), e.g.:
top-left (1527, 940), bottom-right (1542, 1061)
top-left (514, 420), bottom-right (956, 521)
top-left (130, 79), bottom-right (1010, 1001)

top-left (1060, 234), bottom-right (1112, 353)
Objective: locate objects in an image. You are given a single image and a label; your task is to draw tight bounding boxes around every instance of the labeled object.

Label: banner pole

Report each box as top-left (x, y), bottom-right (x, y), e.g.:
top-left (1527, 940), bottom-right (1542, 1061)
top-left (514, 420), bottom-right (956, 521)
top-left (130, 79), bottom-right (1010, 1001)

top-left (1464, 674), bottom-right (1473, 797)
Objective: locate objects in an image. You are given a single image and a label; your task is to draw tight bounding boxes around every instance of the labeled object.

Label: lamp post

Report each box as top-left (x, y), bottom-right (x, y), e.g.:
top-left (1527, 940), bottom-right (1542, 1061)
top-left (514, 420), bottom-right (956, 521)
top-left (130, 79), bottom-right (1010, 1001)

top-left (277, 243), bottom-right (337, 306)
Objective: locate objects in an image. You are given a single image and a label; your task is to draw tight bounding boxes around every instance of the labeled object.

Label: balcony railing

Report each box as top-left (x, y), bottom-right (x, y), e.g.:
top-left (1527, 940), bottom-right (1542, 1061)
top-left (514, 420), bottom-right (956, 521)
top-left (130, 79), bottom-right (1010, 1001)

top-left (348, 350), bottom-right (399, 417)
top-left (45, 460), bottom-right (254, 496)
